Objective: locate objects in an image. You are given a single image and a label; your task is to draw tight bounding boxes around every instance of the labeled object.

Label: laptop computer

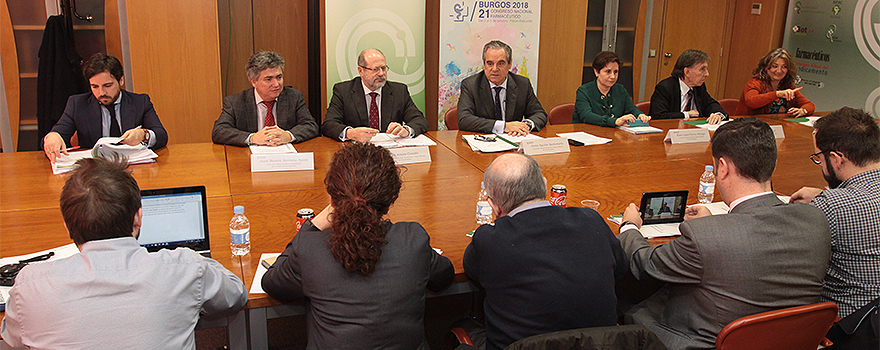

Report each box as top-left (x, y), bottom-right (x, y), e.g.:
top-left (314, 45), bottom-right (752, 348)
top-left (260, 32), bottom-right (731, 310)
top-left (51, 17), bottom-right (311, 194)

top-left (138, 185), bottom-right (212, 257)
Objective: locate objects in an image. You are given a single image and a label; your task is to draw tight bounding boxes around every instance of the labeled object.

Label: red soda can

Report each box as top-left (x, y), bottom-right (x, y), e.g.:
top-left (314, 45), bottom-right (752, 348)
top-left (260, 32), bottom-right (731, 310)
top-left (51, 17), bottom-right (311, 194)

top-left (549, 184), bottom-right (567, 207)
top-left (296, 208), bottom-right (315, 232)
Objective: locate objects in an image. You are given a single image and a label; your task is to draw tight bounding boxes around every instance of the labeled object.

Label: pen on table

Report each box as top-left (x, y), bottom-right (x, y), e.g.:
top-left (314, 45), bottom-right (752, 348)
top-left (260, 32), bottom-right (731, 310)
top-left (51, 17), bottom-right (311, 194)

top-left (64, 146), bottom-right (81, 152)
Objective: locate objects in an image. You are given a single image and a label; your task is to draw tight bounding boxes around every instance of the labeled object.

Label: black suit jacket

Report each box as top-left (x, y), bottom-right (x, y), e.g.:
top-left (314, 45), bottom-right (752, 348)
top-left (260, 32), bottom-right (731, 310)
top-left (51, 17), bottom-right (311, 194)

top-left (212, 86), bottom-right (318, 146)
top-left (320, 78), bottom-right (428, 140)
top-left (48, 90), bottom-right (168, 149)
top-left (649, 76), bottom-right (725, 120)
top-left (457, 71), bottom-right (547, 133)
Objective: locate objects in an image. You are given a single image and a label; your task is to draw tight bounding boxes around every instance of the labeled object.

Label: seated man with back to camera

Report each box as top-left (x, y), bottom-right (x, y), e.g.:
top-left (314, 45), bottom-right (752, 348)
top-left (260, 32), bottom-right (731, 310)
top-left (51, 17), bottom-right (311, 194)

top-left (1, 156), bottom-right (247, 349)
top-left (462, 153), bottom-right (628, 350)
top-left (457, 40), bottom-right (547, 136)
top-left (619, 117), bottom-right (831, 349)
top-left (212, 51), bottom-right (319, 146)
top-left (43, 53), bottom-right (168, 163)
top-left (650, 49), bottom-right (728, 125)
top-left (320, 49), bottom-right (429, 143)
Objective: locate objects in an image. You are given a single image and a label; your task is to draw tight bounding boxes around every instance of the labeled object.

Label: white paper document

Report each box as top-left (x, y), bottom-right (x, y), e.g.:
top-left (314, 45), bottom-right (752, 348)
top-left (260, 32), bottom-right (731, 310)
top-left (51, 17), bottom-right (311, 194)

top-left (462, 134), bottom-right (542, 152)
top-left (1, 244), bottom-right (80, 306)
top-left (370, 134), bottom-right (437, 148)
top-left (799, 117), bottom-right (820, 127)
top-left (695, 120), bottom-right (729, 131)
top-left (556, 132), bottom-right (612, 145)
top-left (52, 137), bottom-right (158, 174)
top-left (250, 253), bottom-right (282, 294)
top-left (619, 125), bottom-right (663, 134)
top-left (249, 144), bottom-right (297, 154)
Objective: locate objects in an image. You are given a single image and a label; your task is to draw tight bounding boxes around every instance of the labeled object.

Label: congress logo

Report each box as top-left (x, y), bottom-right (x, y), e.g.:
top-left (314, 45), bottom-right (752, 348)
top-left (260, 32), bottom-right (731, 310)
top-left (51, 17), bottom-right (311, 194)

top-left (854, 0), bottom-right (880, 115)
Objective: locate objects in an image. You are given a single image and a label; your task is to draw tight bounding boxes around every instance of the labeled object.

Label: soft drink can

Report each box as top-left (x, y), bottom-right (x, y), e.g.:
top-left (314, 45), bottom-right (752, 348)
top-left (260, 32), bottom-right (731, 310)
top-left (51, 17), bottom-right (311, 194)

top-left (549, 184), bottom-right (567, 207)
top-left (296, 208), bottom-right (315, 232)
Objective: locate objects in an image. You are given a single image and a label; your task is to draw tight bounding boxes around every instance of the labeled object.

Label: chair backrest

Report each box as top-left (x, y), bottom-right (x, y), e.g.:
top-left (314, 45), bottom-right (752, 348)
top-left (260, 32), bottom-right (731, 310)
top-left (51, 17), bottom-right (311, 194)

top-left (444, 107), bottom-right (458, 130)
top-left (636, 101), bottom-right (651, 115)
top-left (505, 324), bottom-right (668, 350)
top-left (715, 302), bottom-right (838, 350)
top-left (718, 98), bottom-right (739, 115)
top-left (548, 103), bottom-right (574, 125)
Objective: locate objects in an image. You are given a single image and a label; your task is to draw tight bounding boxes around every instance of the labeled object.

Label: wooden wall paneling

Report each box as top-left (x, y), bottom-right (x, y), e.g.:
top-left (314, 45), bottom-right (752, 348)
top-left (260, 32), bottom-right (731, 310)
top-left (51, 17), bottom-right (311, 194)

top-left (536, 0), bottom-right (587, 112)
top-left (722, 0), bottom-right (788, 99)
top-left (217, 0), bottom-right (254, 97)
top-left (252, 0), bottom-right (309, 105)
top-left (104, 0), bottom-right (122, 59)
top-left (632, 0), bottom-right (648, 101)
top-left (0, 0), bottom-right (19, 150)
top-left (641, 0), bottom-right (666, 102)
top-left (124, 0), bottom-right (222, 144)
top-left (425, 0), bottom-right (439, 129)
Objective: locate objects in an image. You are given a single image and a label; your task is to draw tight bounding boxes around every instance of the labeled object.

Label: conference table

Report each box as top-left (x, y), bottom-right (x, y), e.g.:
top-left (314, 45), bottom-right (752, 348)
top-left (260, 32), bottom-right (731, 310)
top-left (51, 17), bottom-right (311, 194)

top-left (0, 114), bottom-right (828, 348)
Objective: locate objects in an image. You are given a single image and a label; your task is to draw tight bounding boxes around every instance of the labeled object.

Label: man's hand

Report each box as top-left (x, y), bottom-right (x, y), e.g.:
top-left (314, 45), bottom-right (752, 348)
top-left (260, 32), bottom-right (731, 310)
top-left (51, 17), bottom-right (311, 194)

top-left (707, 113), bottom-right (725, 125)
top-left (776, 87), bottom-right (803, 101)
top-left (346, 127), bottom-right (379, 143)
top-left (120, 127), bottom-right (146, 146)
top-left (687, 110), bottom-right (700, 118)
top-left (787, 107), bottom-right (808, 117)
top-left (790, 187), bottom-right (823, 204)
top-left (252, 126), bottom-right (289, 146)
top-left (504, 121), bottom-right (530, 136)
top-left (622, 203), bottom-right (643, 229)
top-left (386, 122), bottom-right (410, 137)
top-left (684, 205), bottom-right (712, 221)
top-left (43, 132), bottom-right (67, 163)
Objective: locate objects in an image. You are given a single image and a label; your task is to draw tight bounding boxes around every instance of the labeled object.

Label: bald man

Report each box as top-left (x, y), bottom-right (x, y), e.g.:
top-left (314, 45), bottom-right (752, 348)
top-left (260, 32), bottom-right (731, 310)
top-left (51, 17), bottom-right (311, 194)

top-left (321, 49), bottom-right (429, 143)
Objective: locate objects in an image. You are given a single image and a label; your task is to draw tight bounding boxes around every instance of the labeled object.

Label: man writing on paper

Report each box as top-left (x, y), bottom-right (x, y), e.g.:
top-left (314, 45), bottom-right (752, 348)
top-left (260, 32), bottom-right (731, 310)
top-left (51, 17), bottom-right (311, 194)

top-left (618, 117), bottom-right (830, 349)
top-left (213, 51), bottom-right (319, 146)
top-left (457, 41), bottom-right (547, 136)
top-left (790, 107), bottom-right (880, 348)
top-left (650, 49), bottom-right (728, 125)
top-left (320, 49), bottom-right (428, 143)
top-left (1, 156), bottom-right (247, 349)
top-left (462, 153), bottom-right (628, 350)
top-left (42, 53), bottom-right (168, 162)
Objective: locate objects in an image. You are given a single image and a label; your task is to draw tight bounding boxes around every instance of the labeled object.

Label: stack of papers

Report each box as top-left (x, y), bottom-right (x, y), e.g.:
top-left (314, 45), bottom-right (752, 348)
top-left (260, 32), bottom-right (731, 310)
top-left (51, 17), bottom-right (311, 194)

top-left (370, 133), bottom-right (437, 148)
top-left (53, 138), bottom-right (158, 174)
top-left (249, 144), bottom-right (297, 154)
top-left (619, 125), bottom-right (663, 134)
top-left (462, 134), bottom-right (542, 152)
top-left (556, 132), bottom-right (612, 145)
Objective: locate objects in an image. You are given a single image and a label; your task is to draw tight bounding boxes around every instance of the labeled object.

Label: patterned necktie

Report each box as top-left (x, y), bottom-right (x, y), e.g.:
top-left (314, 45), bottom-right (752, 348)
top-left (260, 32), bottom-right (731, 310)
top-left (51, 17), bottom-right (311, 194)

top-left (106, 104), bottom-right (121, 137)
top-left (493, 86), bottom-right (503, 120)
top-left (263, 100), bottom-right (276, 127)
top-left (684, 89), bottom-right (694, 112)
top-left (369, 92), bottom-right (379, 129)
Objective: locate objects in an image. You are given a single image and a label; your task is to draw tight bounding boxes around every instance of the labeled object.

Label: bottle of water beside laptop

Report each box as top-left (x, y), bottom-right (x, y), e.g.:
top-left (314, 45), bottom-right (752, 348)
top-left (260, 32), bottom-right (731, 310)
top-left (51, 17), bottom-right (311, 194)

top-left (476, 182), bottom-right (493, 225)
top-left (230, 205), bottom-right (251, 255)
top-left (698, 165), bottom-right (715, 204)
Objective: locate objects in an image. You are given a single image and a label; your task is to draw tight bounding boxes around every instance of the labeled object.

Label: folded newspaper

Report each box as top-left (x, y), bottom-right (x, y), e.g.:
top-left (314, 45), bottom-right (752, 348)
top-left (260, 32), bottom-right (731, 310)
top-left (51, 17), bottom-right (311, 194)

top-left (53, 137), bottom-right (158, 174)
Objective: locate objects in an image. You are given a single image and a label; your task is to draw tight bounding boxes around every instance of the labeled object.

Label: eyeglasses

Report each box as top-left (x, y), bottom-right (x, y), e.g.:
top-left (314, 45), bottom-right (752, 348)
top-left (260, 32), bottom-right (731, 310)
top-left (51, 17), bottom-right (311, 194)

top-left (810, 152), bottom-right (823, 164)
top-left (359, 65), bottom-right (388, 73)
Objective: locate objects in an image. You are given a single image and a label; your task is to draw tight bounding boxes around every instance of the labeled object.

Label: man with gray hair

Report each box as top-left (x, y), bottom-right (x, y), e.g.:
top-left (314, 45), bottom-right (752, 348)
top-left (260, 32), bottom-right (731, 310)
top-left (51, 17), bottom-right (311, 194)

top-left (462, 153), bottom-right (627, 350)
top-left (213, 51), bottom-right (318, 146)
top-left (457, 40), bottom-right (547, 136)
top-left (321, 48), bottom-right (429, 142)
top-left (649, 49), bottom-right (727, 124)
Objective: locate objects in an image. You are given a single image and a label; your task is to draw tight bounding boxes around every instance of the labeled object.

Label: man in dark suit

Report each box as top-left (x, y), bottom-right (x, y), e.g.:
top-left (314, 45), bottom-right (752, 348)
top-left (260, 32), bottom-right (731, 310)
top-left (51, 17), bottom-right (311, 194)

top-left (213, 51), bottom-right (318, 146)
top-left (650, 49), bottom-right (727, 124)
top-left (43, 53), bottom-right (168, 162)
top-left (321, 49), bottom-right (428, 143)
top-left (463, 153), bottom-right (628, 350)
top-left (457, 40), bottom-right (547, 135)
top-left (619, 117), bottom-right (831, 349)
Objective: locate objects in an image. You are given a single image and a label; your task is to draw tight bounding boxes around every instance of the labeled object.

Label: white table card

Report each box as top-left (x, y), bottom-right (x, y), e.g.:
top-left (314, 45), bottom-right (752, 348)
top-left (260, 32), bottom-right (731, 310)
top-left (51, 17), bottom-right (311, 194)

top-left (664, 129), bottom-right (711, 144)
top-left (388, 146), bottom-right (432, 164)
top-left (520, 138), bottom-right (571, 156)
top-left (770, 125), bottom-right (785, 139)
top-left (251, 153), bottom-right (314, 172)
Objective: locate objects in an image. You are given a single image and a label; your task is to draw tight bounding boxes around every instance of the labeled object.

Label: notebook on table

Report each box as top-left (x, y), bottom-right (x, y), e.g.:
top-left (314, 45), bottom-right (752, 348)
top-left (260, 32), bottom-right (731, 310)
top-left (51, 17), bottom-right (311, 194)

top-left (138, 185), bottom-right (212, 257)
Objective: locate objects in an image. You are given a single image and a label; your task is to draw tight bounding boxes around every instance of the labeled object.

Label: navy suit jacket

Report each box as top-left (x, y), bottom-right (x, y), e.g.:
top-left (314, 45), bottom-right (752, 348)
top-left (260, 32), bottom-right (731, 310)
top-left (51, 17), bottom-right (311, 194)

top-left (457, 71), bottom-right (547, 133)
top-left (320, 78), bottom-right (428, 140)
top-left (649, 76), bottom-right (725, 120)
top-left (212, 86), bottom-right (318, 146)
top-left (48, 90), bottom-right (168, 149)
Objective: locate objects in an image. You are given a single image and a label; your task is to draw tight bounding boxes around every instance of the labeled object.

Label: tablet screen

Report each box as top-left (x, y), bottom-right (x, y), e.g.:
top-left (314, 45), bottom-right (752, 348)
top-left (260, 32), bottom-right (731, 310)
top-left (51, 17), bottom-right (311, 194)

top-left (639, 190), bottom-right (688, 225)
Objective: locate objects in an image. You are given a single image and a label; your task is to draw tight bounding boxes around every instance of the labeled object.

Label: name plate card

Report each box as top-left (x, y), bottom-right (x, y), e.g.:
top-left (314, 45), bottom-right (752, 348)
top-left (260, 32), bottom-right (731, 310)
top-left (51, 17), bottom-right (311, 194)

top-left (388, 146), bottom-right (432, 165)
top-left (520, 138), bottom-right (571, 156)
top-left (664, 129), bottom-right (711, 144)
top-left (251, 153), bottom-right (314, 172)
top-left (770, 125), bottom-right (785, 139)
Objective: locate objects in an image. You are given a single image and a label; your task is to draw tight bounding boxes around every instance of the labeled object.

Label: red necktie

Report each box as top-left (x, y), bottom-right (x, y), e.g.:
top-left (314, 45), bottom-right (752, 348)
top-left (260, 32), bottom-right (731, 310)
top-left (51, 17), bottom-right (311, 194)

top-left (263, 100), bottom-right (276, 127)
top-left (369, 92), bottom-right (379, 129)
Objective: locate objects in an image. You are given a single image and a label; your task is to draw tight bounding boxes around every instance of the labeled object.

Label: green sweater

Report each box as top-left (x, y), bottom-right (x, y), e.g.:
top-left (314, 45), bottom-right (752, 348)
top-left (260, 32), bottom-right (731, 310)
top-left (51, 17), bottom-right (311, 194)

top-left (573, 81), bottom-right (642, 127)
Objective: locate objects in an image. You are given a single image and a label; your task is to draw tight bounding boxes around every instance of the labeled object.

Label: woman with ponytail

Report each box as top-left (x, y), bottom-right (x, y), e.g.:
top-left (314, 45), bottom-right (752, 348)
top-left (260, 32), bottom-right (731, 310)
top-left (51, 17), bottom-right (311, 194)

top-left (262, 142), bottom-right (454, 349)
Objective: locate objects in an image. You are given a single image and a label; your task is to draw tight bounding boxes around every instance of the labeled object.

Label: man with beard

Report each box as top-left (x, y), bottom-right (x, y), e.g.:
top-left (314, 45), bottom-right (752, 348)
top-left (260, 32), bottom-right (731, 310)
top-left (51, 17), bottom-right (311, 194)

top-left (42, 53), bottom-right (168, 163)
top-left (321, 49), bottom-right (428, 143)
top-left (791, 107), bottom-right (880, 349)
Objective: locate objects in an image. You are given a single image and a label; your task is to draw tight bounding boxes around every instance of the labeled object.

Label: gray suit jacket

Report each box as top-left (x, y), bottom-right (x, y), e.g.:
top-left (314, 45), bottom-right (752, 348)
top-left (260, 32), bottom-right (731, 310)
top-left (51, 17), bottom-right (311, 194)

top-left (618, 194), bottom-right (831, 349)
top-left (457, 71), bottom-right (547, 133)
top-left (320, 77), bottom-right (428, 140)
top-left (212, 86), bottom-right (318, 146)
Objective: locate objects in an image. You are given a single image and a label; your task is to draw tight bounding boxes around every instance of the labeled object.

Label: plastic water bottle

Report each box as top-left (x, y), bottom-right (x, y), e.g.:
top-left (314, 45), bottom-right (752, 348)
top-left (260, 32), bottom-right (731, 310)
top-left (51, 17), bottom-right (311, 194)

top-left (476, 182), bottom-right (493, 225)
top-left (229, 205), bottom-right (250, 255)
top-left (698, 165), bottom-right (715, 204)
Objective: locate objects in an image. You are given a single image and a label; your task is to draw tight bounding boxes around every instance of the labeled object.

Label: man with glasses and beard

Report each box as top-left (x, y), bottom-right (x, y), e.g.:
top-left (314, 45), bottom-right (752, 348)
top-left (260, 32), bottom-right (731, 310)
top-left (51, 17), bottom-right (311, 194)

top-left (321, 49), bottom-right (428, 143)
top-left (791, 107), bottom-right (880, 349)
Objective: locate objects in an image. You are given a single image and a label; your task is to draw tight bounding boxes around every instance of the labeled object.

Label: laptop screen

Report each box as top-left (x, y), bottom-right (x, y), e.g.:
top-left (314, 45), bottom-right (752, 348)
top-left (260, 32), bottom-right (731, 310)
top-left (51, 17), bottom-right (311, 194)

top-left (138, 186), bottom-right (211, 255)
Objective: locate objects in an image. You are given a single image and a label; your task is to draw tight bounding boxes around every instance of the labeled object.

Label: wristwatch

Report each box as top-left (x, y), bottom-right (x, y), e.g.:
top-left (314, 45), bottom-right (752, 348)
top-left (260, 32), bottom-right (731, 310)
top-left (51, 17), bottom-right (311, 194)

top-left (142, 129), bottom-right (150, 146)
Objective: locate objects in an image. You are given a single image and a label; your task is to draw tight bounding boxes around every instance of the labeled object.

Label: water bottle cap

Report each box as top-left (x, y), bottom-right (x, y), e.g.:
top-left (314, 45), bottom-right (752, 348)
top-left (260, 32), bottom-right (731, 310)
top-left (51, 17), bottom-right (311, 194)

top-left (481, 181), bottom-right (485, 189)
top-left (705, 165), bottom-right (714, 171)
top-left (233, 205), bottom-right (244, 214)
